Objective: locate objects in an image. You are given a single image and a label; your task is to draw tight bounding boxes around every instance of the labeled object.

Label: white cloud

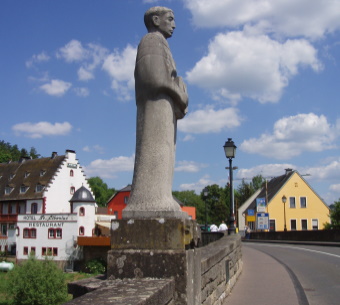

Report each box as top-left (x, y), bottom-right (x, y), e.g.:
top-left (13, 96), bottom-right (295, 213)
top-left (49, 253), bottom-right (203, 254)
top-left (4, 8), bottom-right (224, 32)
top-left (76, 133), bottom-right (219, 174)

top-left (183, 0), bottom-right (340, 39)
top-left (74, 87), bottom-right (89, 97)
top-left (102, 44), bottom-right (137, 101)
top-left (178, 107), bottom-right (242, 134)
top-left (182, 134), bottom-right (195, 142)
top-left (26, 51), bottom-right (50, 68)
top-left (84, 155), bottom-right (135, 179)
top-left (78, 67), bottom-right (94, 81)
top-left (175, 160), bottom-right (207, 172)
top-left (56, 40), bottom-right (88, 62)
top-left (237, 164), bottom-right (294, 180)
top-left (186, 31), bottom-right (321, 104)
top-left (12, 121), bottom-right (72, 138)
top-left (240, 113), bottom-right (338, 159)
top-left (179, 175), bottom-right (215, 193)
top-left (40, 79), bottom-right (72, 97)
top-left (82, 145), bottom-right (105, 154)
top-left (330, 184), bottom-right (340, 192)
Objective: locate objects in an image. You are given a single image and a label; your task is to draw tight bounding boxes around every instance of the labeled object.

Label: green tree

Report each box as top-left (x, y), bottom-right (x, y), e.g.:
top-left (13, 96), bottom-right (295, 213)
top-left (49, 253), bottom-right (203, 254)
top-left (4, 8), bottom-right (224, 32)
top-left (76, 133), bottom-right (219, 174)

top-left (328, 199), bottom-right (340, 229)
top-left (236, 175), bottom-right (265, 207)
top-left (88, 176), bottom-right (116, 207)
top-left (173, 190), bottom-right (205, 223)
top-left (0, 140), bottom-right (40, 162)
top-left (200, 184), bottom-right (228, 225)
top-left (6, 255), bottom-right (68, 305)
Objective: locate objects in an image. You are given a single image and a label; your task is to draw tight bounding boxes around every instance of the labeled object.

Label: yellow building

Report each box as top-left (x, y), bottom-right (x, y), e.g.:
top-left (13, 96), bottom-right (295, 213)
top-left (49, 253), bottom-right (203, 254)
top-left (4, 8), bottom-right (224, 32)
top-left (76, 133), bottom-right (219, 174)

top-left (241, 169), bottom-right (330, 231)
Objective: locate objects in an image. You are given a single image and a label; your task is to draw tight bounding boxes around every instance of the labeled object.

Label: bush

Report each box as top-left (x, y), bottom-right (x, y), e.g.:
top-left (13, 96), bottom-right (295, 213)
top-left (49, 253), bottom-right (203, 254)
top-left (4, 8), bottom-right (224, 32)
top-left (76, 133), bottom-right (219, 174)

top-left (84, 258), bottom-right (106, 275)
top-left (6, 255), bottom-right (68, 305)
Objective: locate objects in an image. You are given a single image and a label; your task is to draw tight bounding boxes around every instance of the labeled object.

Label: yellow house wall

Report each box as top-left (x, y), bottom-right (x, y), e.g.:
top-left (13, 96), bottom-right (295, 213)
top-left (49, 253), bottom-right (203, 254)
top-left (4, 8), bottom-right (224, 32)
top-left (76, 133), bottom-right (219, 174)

top-left (267, 173), bottom-right (330, 231)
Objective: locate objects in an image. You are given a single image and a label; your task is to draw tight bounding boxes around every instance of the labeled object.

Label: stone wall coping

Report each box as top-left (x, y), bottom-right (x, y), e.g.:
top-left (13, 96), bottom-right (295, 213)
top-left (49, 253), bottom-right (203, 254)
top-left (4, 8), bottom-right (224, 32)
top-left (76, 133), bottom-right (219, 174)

top-left (201, 233), bottom-right (241, 274)
top-left (66, 276), bottom-right (175, 305)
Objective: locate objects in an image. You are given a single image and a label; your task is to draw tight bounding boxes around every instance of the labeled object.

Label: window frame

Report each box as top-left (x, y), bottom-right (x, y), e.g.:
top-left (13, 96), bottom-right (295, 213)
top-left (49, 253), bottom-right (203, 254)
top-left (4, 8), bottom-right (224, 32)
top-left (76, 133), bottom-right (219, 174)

top-left (79, 226), bottom-right (85, 236)
top-left (23, 247), bottom-right (29, 255)
top-left (312, 219), bottom-right (318, 230)
top-left (300, 197), bottom-right (307, 208)
top-left (290, 219), bottom-right (297, 230)
top-left (301, 219), bottom-right (308, 230)
top-left (79, 207), bottom-right (85, 216)
top-left (289, 197), bottom-right (296, 208)
top-left (31, 203), bottom-right (38, 214)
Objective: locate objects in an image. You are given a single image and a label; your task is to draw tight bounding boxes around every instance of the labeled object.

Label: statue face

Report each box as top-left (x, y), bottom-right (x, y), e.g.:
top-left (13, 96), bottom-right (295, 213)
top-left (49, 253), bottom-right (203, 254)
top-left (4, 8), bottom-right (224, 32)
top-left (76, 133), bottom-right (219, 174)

top-left (153, 11), bottom-right (176, 38)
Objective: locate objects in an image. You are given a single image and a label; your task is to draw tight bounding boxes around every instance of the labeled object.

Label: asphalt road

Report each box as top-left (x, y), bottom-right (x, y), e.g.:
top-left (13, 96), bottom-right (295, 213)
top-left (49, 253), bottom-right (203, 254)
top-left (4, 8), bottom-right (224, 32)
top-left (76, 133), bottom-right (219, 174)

top-left (246, 243), bottom-right (340, 305)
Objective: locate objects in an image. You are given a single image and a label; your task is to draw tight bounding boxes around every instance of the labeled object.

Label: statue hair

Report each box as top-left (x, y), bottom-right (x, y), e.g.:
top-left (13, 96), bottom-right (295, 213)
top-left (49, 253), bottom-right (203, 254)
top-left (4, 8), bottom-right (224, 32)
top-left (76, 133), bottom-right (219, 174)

top-left (144, 6), bottom-right (173, 31)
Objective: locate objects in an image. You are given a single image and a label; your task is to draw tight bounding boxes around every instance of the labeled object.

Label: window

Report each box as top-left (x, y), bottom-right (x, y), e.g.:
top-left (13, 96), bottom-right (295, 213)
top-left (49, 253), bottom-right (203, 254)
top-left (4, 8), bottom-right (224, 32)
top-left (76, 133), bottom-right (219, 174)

top-left (1, 224), bottom-right (7, 236)
top-left (24, 171), bottom-right (30, 178)
top-left (56, 228), bottom-right (62, 239)
top-left (301, 219), bottom-right (308, 230)
top-left (269, 220), bottom-right (276, 232)
top-left (5, 186), bottom-right (12, 195)
top-left (23, 247), bottom-right (28, 255)
top-left (79, 226), bottom-right (85, 236)
top-left (79, 207), bottom-right (85, 216)
top-left (290, 219), bottom-right (297, 230)
top-left (9, 204), bottom-right (16, 215)
top-left (289, 197), bottom-right (296, 208)
top-left (16, 227), bottom-right (20, 236)
top-left (53, 248), bottom-right (58, 256)
top-left (48, 229), bottom-right (55, 239)
top-left (40, 170), bottom-right (46, 176)
top-left (9, 173), bottom-right (15, 180)
top-left (70, 170), bottom-right (74, 177)
top-left (30, 247), bottom-right (36, 255)
top-left (124, 196), bottom-right (129, 204)
top-left (70, 186), bottom-right (75, 195)
top-left (42, 247), bottom-right (47, 256)
top-left (48, 228), bottom-right (62, 239)
top-left (300, 197), bottom-right (307, 208)
top-left (31, 203), bottom-right (38, 214)
top-left (20, 185), bottom-right (28, 193)
top-left (312, 219), bottom-right (318, 230)
top-left (36, 184), bottom-right (44, 192)
top-left (23, 228), bottom-right (36, 239)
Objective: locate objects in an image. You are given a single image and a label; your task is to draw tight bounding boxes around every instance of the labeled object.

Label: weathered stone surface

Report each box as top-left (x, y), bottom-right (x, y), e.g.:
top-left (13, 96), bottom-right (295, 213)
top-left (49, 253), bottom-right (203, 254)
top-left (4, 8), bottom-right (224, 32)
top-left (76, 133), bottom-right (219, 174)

top-left (110, 218), bottom-right (200, 250)
top-left (66, 277), bottom-right (175, 305)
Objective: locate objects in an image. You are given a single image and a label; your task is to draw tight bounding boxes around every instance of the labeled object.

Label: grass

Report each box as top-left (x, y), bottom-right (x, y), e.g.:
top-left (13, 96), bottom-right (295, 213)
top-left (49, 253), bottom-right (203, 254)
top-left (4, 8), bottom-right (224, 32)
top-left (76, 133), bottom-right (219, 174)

top-left (0, 270), bottom-right (93, 304)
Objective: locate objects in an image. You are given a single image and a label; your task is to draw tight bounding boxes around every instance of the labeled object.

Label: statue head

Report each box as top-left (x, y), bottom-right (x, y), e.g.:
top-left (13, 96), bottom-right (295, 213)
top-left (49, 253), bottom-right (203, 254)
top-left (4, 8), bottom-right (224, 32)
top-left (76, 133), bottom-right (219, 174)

top-left (144, 6), bottom-right (175, 39)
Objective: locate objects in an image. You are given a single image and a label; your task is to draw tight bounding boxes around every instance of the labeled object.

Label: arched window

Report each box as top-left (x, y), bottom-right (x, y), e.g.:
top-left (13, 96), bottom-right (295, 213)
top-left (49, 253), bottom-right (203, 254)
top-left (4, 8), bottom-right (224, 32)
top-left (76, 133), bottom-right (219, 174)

top-left (79, 226), bottom-right (85, 236)
top-left (16, 227), bottom-right (20, 237)
top-left (31, 203), bottom-right (38, 214)
top-left (70, 170), bottom-right (74, 177)
top-left (70, 186), bottom-right (75, 195)
top-left (79, 207), bottom-right (85, 216)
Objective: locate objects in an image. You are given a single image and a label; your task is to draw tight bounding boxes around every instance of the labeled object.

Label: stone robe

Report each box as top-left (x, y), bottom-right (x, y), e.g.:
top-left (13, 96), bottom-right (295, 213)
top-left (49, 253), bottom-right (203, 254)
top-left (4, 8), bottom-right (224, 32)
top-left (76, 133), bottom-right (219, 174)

top-left (123, 32), bottom-right (188, 219)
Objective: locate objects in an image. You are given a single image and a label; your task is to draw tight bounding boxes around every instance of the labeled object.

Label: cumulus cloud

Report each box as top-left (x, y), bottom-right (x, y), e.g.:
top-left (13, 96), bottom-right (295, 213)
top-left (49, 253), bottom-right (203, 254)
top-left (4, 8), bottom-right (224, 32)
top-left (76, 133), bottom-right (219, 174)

top-left (84, 155), bottom-right (135, 179)
top-left (56, 40), bottom-right (88, 62)
top-left (175, 160), bottom-right (207, 172)
top-left (178, 107), bottom-right (242, 134)
top-left (186, 31), bottom-right (321, 104)
top-left (82, 145), bottom-right (105, 154)
top-left (12, 121), bottom-right (72, 138)
top-left (240, 113), bottom-right (338, 159)
top-left (183, 0), bottom-right (340, 39)
top-left (237, 164), bottom-right (294, 180)
top-left (102, 44), bottom-right (136, 101)
top-left (179, 175), bottom-right (215, 193)
top-left (26, 51), bottom-right (50, 68)
top-left (40, 79), bottom-right (72, 97)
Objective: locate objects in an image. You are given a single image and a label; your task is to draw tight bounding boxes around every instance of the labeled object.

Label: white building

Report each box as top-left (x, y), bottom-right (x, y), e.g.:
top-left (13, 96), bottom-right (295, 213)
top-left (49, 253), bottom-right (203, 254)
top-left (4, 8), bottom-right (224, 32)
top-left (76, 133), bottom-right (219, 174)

top-left (0, 150), bottom-right (111, 268)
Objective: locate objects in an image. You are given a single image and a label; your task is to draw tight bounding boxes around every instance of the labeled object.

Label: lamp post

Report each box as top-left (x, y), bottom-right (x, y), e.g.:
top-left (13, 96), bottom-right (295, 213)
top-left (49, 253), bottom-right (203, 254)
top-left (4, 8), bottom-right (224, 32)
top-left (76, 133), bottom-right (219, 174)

top-left (223, 138), bottom-right (237, 235)
top-left (282, 195), bottom-right (287, 232)
top-left (203, 187), bottom-right (209, 232)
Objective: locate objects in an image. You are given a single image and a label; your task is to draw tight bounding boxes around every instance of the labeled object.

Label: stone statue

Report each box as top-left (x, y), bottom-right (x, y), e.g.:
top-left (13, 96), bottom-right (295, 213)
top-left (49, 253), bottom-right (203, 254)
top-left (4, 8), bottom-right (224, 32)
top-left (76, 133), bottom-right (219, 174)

top-left (123, 6), bottom-right (189, 219)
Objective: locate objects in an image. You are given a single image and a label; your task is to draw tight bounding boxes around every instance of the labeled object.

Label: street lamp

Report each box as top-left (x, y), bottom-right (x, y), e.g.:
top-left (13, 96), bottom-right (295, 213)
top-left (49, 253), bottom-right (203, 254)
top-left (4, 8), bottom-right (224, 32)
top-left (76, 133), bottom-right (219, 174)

top-left (282, 195), bottom-right (287, 232)
top-left (224, 138), bottom-right (237, 235)
top-left (203, 187), bottom-right (209, 232)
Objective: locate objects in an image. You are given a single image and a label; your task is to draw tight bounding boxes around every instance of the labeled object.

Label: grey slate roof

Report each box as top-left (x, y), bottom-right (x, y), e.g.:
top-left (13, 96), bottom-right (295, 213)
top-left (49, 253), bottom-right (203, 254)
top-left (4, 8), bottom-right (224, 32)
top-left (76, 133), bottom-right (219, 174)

top-left (0, 154), bottom-right (65, 201)
top-left (70, 186), bottom-right (95, 203)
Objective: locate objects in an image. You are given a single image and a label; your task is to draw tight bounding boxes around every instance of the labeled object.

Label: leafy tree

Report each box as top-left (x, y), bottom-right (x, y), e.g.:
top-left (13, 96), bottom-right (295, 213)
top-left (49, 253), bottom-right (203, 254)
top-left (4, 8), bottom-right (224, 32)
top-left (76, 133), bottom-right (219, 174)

top-left (6, 255), bottom-right (68, 305)
top-left (236, 175), bottom-right (265, 207)
top-left (0, 140), bottom-right (40, 162)
top-left (173, 190), bottom-right (205, 223)
top-left (200, 184), bottom-right (228, 225)
top-left (328, 199), bottom-right (340, 229)
top-left (88, 176), bottom-right (116, 207)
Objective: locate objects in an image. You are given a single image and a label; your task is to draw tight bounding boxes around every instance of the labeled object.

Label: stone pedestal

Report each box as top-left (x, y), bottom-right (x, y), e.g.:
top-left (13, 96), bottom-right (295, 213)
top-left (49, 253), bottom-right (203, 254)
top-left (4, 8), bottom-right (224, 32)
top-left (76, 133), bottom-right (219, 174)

top-left (107, 218), bottom-right (201, 305)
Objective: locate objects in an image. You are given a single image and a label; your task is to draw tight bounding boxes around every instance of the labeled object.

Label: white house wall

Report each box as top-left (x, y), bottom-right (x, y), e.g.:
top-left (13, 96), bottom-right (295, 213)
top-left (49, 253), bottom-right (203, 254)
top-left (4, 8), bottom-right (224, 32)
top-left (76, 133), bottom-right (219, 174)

top-left (43, 151), bottom-right (92, 214)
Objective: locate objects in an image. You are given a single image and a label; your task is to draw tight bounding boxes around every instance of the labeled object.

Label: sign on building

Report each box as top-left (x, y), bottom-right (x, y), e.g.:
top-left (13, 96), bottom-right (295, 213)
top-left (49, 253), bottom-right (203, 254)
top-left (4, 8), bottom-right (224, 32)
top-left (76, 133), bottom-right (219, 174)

top-left (256, 198), bottom-right (266, 212)
top-left (257, 213), bottom-right (269, 230)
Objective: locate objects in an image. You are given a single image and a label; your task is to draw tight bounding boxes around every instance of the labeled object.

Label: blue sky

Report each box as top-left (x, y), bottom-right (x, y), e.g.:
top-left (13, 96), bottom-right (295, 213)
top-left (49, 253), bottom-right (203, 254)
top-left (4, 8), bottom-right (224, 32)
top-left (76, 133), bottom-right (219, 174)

top-left (1, 0), bottom-right (340, 205)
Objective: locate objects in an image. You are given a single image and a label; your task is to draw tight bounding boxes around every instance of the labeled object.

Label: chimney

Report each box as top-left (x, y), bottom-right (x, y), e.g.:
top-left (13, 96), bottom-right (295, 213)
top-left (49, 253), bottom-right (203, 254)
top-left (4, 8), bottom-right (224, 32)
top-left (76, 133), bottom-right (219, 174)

top-left (285, 168), bottom-right (293, 175)
top-left (51, 152), bottom-right (58, 159)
